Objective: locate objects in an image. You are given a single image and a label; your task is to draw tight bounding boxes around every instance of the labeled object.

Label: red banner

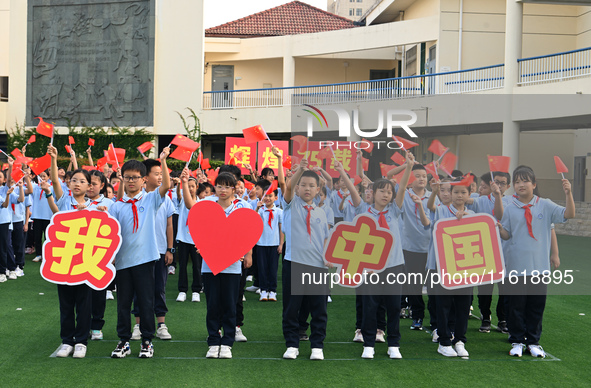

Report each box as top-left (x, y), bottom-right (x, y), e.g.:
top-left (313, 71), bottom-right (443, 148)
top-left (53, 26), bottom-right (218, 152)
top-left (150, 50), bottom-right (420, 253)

top-left (292, 141), bottom-right (355, 178)
top-left (225, 137), bottom-right (256, 175)
top-left (256, 140), bottom-right (289, 174)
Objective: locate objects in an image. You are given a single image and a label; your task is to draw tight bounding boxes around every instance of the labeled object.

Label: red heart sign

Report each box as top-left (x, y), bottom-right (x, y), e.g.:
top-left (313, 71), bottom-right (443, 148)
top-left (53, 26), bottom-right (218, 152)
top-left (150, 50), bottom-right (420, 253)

top-left (187, 200), bottom-right (263, 275)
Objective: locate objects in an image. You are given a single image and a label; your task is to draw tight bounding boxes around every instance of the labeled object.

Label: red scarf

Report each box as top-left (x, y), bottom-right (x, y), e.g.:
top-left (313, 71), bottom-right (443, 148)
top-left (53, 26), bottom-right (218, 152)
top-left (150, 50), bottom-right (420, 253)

top-left (118, 197), bottom-right (141, 233)
top-left (368, 207), bottom-right (389, 230)
top-left (304, 205), bottom-right (313, 236)
top-left (266, 208), bottom-right (274, 228)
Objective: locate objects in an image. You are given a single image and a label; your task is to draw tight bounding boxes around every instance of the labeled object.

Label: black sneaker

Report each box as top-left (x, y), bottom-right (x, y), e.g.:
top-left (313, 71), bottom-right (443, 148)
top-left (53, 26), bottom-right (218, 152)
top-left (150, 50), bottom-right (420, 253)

top-left (497, 321), bottom-right (509, 334)
top-left (139, 340), bottom-right (154, 358)
top-left (299, 331), bottom-right (309, 341)
top-left (111, 341), bottom-right (131, 358)
top-left (410, 319), bottom-right (423, 330)
top-left (479, 320), bottom-right (491, 333)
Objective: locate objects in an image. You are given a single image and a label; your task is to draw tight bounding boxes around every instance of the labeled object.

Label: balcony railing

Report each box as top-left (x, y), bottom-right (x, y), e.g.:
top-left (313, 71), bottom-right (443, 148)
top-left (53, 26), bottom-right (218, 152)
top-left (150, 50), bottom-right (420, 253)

top-left (203, 47), bottom-right (591, 110)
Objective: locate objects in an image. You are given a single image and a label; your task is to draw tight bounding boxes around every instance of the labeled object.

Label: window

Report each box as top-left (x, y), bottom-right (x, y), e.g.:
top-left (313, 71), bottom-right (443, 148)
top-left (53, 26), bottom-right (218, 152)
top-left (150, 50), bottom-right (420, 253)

top-left (349, 8), bottom-right (354, 16)
top-left (357, 0), bottom-right (363, 2)
top-left (349, 0), bottom-right (354, 2)
top-left (0, 77), bottom-right (7, 102)
top-left (356, 8), bottom-right (362, 16)
top-left (406, 46), bottom-right (417, 77)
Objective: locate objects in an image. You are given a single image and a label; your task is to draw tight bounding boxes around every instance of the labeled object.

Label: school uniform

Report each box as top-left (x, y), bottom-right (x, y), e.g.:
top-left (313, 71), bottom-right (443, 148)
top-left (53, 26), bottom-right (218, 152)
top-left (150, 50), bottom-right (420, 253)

top-left (330, 189), bottom-right (346, 222)
top-left (426, 204), bottom-right (474, 347)
top-left (256, 205), bottom-right (283, 293)
top-left (176, 195), bottom-right (203, 294)
top-left (319, 203), bottom-right (335, 228)
top-left (10, 189), bottom-right (30, 270)
top-left (167, 188), bottom-right (180, 269)
top-left (0, 186), bottom-right (14, 274)
top-left (341, 197), bottom-right (357, 222)
top-left (500, 195), bottom-right (567, 345)
top-left (108, 189), bottom-right (165, 342)
top-left (31, 182), bottom-right (54, 259)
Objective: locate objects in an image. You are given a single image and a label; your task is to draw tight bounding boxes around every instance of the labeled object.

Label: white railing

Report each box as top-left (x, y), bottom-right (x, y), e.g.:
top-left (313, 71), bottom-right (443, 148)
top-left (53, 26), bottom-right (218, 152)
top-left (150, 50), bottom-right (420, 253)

top-left (518, 47), bottom-right (591, 85)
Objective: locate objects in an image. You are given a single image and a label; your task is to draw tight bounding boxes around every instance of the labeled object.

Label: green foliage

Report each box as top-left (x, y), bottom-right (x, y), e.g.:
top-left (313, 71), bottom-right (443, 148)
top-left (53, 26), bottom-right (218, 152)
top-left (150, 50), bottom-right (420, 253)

top-left (176, 107), bottom-right (207, 144)
top-left (164, 158), bottom-right (224, 172)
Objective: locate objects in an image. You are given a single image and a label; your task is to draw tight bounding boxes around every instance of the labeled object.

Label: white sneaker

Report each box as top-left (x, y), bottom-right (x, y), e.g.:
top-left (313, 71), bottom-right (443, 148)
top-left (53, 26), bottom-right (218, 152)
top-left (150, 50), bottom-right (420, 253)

top-left (353, 329), bottom-right (363, 343)
top-left (15, 267), bottom-right (24, 277)
top-left (242, 295), bottom-right (246, 302)
top-left (527, 344), bottom-right (546, 358)
top-left (327, 296), bottom-right (332, 303)
top-left (437, 344), bottom-right (457, 357)
top-left (73, 344), bottom-right (87, 358)
top-left (432, 329), bottom-right (439, 343)
top-left (283, 347), bottom-right (299, 359)
top-left (454, 341), bottom-right (469, 357)
top-left (168, 266), bottom-right (175, 275)
top-left (192, 292), bottom-right (200, 302)
top-left (387, 346), bottom-right (402, 359)
top-left (8, 271), bottom-right (17, 280)
top-left (206, 345), bottom-right (220, 358)
top-left (361, 346), bottom-right (374, 359)
top-left (246, 275), bottom-right (253, 282)
top-left (0, 274), bottom-right (6, 283)
top-left (235, 327), bottom-right (247, 342)
top-left (268, 291), bottom-right (277, 301)
top-left (157, 324), bottom-right (172, 340)
top-left (91, 330), bottom-right (103, 340)
top-left (510, 343), bottom-right (525, 357)
top-left (245, 285), bottom-right (259, 293)
top-left (106, 290), bottom-right (114, 300)
top-left (32, 256), bottom-right (41, 262)
top-left (176, 292), bottom-right (186, 302)
top-left (56, 344), bottom-right (74, 358)
top-left (375, 329), bottom-right (385, 343)
top-left (259, 291), bottom-right (268, 301)
top-left (131, 324), bottom-right (141, 340)
top-left (219, 345), bottom-right (232, 359)
top-left (310, 348), bottom-right (324, 360)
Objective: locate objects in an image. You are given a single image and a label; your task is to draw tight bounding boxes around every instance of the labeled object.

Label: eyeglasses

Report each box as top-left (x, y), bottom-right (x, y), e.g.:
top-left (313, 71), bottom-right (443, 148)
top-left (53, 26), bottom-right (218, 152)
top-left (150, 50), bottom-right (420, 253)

top-left (215, 185), bottom-right (234, 191)
top-left (494, 181), bottom-right (508, 187)
top-left (123, 176), bottom-right (143, 182)
top-left (70, 179), bottom-right (88, 185)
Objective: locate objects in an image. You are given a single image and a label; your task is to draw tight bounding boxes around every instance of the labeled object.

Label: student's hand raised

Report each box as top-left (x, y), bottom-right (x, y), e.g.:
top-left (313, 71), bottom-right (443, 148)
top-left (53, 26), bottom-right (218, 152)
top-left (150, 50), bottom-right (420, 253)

top-left (271, 146), bottom-right (282, 159)
top-left (405, 150), bottom-right (415, 166)
top-left (47, 144), bottom-right (58, 159)
top-left (409, 193), bottom-right (423, 204)
top-left (562, 179), bottom-right (572, 195)
top-left (429, 177), bottom-right (440, 193)
top-left (180, 167), bottom-right (190, 183)
top-left (40, 181), bottom-right (51, 193)
top-left (334, 160), bottom-right (345, 175)
top-left (86, 147), bottom-right (92, 154)
top-left (490, 181), bottom-right (502, 198)
top-left (7, 156), bottom-right (14, 166)
top-left (299, 158), bottom-right (309, 171)
top-left (6, 186), bottom-right (14, 195)
top-left (160, 146), bottom-right (170, 161)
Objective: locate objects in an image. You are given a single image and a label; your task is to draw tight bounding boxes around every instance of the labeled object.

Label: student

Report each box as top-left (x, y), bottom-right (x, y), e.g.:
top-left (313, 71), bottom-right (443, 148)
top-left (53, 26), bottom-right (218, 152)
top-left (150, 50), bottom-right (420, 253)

top-left (498, 166), bottom-right (574, 358)
top-left (11, 176), bottom-right (29, 277)
top-left (256, 148), bottom-right (285, 302)
top-left (109, 148), bottom-right (171, 359)
top-left (425, 176), bottom-right (479, 358)
top-left (45, 144), bottom-right (95, 358)
top-left (27, 168), bottom-right (54, 263)
top-left (106, 184), bottom-right (115, 199)
top-left (357, 152), bottom-right (414, 360)
top-left (0, 159), bottom-right (16, 282)
top-left (318, 187), bottom-right (334, 228)
top-left (244, 179), bottom-right (270, 293)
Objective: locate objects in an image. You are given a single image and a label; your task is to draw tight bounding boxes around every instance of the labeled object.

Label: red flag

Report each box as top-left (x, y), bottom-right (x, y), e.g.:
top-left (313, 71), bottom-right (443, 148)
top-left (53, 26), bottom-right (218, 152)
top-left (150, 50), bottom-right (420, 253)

top-left (265, 180), bottom-right (279, 195)
top-left (171, 134), bottom-right (200, 152)
top-left (291, 135), bottom-right (308, 154)
top-left (282, 156), bottom-right (292, 170)
top-left (29, 154), bottom-right (52, 175)
top-left (242, 125), bottom-right (267, 144)
top-left (439, 152), bottom-right (458, 176)
top-left (201, 158), bottom-right (211, 170)
top-left (1, 163), bottom-right (7, 171)
top-left (68, 136), bottom-right (75, 145)
top-left (428, 139), bottom-right (448, 157)
top-left (11, 148), bottom-right (24, 160)
top-left (450, 174), bottom-right (474, 187)
top-left (27, 135), bottom-right (36, 144)
top-left (207, 168), bottom-right (219, 184)
top-left (107, 145), bottom-right (126, 168)
top-left (361, 138), bottom-right (374, 153)
top-left (82, 165), bottom-right (97, 171)
top-left (380, 163), bottom-right (396, 177)
top-left (137, 142), bottom-right (154, 154)
top-left (361, 157), bottom-right (369, 171)
top-left (424, 161), bottom-right (438, 177)
top-left (392, 136), bottom-right (419, 150)
top-left (392, 169), bottom-right (416, 185)
top-left (96, 156), bottom-right (109, 172)
top-left (351, 175), bottom-right (363, 186)
top-left (228, 157), bottom-right (238, 166)
top-left (244, 180), bottom-right (254, 190)
top-left (317, 146), bottom-right (333, 160)
top-left (170, 146), bottom-right (193, 162)
top-left (65, 145), bottom-right (72, 153)
top-left (391, 152), bottom-right (406, 166)
top-left (11, 168), bottom-right (25, 183)
top-left (88, 138), bottom-right (95, 147)
top-left (113, 181), bottom-right (120, 192)
top-left (35, 117), bottom-right (54, 138)
top-left (554, 156), bottom-right (568, 174)
top-left (488, 155), bottom-right (511, 173)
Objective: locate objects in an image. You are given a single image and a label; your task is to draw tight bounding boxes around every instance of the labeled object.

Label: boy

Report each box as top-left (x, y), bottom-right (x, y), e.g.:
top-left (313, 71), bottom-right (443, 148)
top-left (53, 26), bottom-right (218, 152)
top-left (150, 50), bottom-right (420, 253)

top-left (109, 148), bottom-right (171, 359)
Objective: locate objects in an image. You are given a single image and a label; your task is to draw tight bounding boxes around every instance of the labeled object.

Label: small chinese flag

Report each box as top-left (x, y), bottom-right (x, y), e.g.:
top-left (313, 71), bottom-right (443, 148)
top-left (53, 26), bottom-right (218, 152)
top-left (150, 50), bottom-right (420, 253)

top-left (392, 170), bottom-right (416, 185)
top-left (282, 156), bottom-right (292, 169)
top-left (488, 155), bottom-right (511, 173)
top-left (207, 168), bottom-right (219, 184)
top-left (88, 138), bottom-right (95, 147)
top-left (65, 145), bottom-right (72, 153)
top-left (35, 117), bottom-right (54, 138)
top-left (29, 154), bottom-right (52, 176)
top-left (11, 168), bottom-right (25, 183)
top-left (1, 163), bottom-right (8, 171)
top-left (390, 152), bottom-right (406, 166)
top-left (428, 139), bottom-right (448, 157)
top-left (107, 145), bottom-right (126, 168)
top-left (244, 180), bottom-right (254, 190)
top-left (201, 158), bottom-right (211, 170)
top-left (361, 138), bottom-right (374, 153)
top-left (380, 163), bottom-right (396, 177)
top-left (424, 161), bottom-right (438, 177)
top-left (171, 134), bottom-right (200, 152)
top-left (68, 136), bottom-right (75, 145)
top-left (82, 165), bottom-right (97, 171)
top-left (170, 146), bottom-right (193, 162)
top-left (361, 157), bottom-right (369, 171)
top-left (291, 135), bottom-right (308, 155)
top-left (554, 156), bottom-right (568, 174)
top-left (450, 174), bottom-right (474, 187)
top-left (351, 175), bottom-right (363, 186)
top-left (96, 156), bottom-right (109, 172)
top-left (242, 125), bottom-right (267, 145)
top-left (27, 135), bottom-right (36, 144)
top-left (11, 148), bottom-right (24, 160)
top-left (228, 157), bottom-right (238, 166)
top-left (392, 136), bottom-right (419, 150)
top-left (233, 150), bottom-right (245, 161)
top-left (265, 180), bottom-right (279, 195)
top-left (137, 141), bottom-right (154, 154)
top-left (113, 181), bottom-right (120, 192)
top-left (317, 146), bottom-right (333, 160)
top-left (439, 152), bottom-right (458, 176)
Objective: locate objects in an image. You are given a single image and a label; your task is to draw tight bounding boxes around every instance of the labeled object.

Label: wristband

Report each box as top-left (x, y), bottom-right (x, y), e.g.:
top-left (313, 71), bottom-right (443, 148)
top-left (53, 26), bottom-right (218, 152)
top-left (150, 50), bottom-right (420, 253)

top-left (45, 192), bottom-right (53, 198)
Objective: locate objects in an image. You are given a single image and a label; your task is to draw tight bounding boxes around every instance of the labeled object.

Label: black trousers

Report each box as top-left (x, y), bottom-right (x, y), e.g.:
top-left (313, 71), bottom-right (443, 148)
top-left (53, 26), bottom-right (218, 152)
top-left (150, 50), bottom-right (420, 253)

top-left (436, 285), bottom-right (472, 346)
top-left (203, 272), bottom-right (241, 346)
top-left (171, 214), bottom-right (179, 268)
top-left (58, 284), bottom-right (92, 346)
top-left (11, 221), bottom-right (25, 269)
top-left (177, 241), bottom-right (202, 293)
top-left (505, 278), bottom-right (547, 345)
top-left (236, 264), bottom-right (248, 327)
top-left (403, 250), bottom-right (428, 320)
top-left (247, 245), bottom-right (259, 287)
top-left (256, 245), bottom-right (279, 292)
top-left (477, 283), bottom-right (506, 322)
top-left (132, 254), bottom-right (169, 318)
top-left (282, 260), bottom-right (328, 349)
top-left (91, 289), bottom-right (107, 331)
top-left (33, 218), bottom-right (50, 259)
top-left (116, 261), bottom-right (156, 342)
top-left (0, 223), bottom-right (10, 273)
top-left (355, 293), bottom-right (386, 331)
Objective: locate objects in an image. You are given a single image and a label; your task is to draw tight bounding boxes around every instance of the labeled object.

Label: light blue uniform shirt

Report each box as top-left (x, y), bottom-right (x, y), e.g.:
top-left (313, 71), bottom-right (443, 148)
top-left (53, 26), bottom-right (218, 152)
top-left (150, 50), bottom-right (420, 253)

top-left (31, 183), bottom-right (54, 220)
top-left (86, 195), bottom-right (114, 210)
top-left (0, 186), bottom-right (13, 224)
top-left (341, 198), bottom-right (357, 222)
top-left (154, 195), bottom-right (175, 255)
top-left (500, 196), bottom-right (567, 276)
top-left (282, 195), bottom-right (329, 268)
top-left (55, 194), bottom-right (92, 212)
top-left (257, 205), bottom-right (283, 246)
top-left (330, 189), bottom-right (346, 218)
top-left (176, 197), bottom-right (194, 245)
top-left (319, 203), bottom-right (335, 227)
top-left (10, 187), bottom-right (26, 223)
top-left (201, 201), bottom-right (245, 274)
top-left (108, 189), bottom-right (165, 270)
top-left (426, 204), bottom-right (474, 270)
top-left (356, 202), bottom-right (405, 269)
top-left (469, 194), bottom-right (511, 217)
top-left (401, 189), bottom-right (438, 253)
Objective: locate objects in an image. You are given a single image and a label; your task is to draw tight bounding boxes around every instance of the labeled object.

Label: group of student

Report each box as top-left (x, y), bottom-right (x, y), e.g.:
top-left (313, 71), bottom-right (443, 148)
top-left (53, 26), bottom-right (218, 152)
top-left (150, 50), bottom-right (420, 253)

top-left (11, 141), bottom-right (574, 361)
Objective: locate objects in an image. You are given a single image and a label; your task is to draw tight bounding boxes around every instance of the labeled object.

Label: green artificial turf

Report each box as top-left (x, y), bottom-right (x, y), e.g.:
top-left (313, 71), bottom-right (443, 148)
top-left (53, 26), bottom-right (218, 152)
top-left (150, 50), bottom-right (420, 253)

top-left (0, 235), bottom-right (589, 387)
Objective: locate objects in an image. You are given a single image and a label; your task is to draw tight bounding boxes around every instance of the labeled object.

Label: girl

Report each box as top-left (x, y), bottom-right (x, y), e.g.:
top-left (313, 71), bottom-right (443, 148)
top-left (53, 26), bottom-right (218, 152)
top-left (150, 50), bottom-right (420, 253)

top-left (498, 166), bottom-right (574, 358)
top-left (46, 144), bottom-right (95, 359)
top-left (181, 168), bottom-right (252, 359)
top-left (26, 168), bottom-right (54, 263)
top-left (0, 159), bottom-right (16, 282)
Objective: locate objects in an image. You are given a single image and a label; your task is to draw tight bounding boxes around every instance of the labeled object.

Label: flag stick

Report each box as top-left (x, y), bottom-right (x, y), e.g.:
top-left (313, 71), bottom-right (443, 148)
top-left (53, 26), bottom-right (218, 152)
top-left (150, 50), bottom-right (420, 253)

top-left (437, 149), bottom-right (449, 162)
top-left (561, 172), bottom-right (565, 179)
top-left (185, 152), bottom-right (193, 169)
top-left (0, 149), bottom-right (10, 158)
top-left (490, 171), bottom-right (495, 182)
top-left (110, 143), bottom-right (119, 168)
top-left (139, 151), bottom-right (146, 159)
top-left (197, 148), bottom-right (202, 170)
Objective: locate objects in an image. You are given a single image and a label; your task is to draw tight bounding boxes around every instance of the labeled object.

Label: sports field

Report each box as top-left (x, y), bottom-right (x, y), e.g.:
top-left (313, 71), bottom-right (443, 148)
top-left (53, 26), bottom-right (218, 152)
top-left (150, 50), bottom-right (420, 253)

top-left (0, 235), bottom-right (589, 387)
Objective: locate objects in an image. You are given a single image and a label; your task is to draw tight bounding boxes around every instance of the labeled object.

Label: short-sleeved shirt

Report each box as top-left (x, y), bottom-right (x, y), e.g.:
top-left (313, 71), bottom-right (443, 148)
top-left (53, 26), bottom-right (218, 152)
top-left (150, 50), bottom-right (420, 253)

top-left (426, 204), bottom-right (474, 270)
top-left (10, 187), bottom-right (27, 223)
top-left (401, 189), bottom-right (438, 253)
top-left (500, 196), bottom-right (567, 276)
top-left (56, 194), bottom-right (92, 212)
top-left (86, 195), bottom-right (114, 210)
top-left (257, 205), bottom-right (283, 246)
top-left (0, 186), bottom-right (13, 224)
top-left (108, 189), bottom-right (165, 270)
top-left (282, 195), bottom-right (329, 268)
top-left (156, 195), bottom-right (176, 254)
top-left (330, 189), bottom-right (346, 218)
top-left (319, 203), bottom-right (335, 227)
top-left (176, 196), bottom-right (195, 245)
top-left (341, 198), bottom-right (357, 222)
top-left (31, 182), bottom-right (54, 220)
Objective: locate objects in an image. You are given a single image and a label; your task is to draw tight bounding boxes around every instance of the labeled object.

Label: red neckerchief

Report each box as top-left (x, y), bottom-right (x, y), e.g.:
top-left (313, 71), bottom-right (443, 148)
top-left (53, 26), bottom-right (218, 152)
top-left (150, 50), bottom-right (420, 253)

top-left (410, 189), bottom-right (426, 224)
top-left (446, 204), bottom-right (458, 217)
top-left (11, 204), bottom-right (15, 213)
top-left (368, 207), bottom-right (389, 230)
top-left (304, 205), bottom-right (313, 236)
top-left (513, 196), bottom-right (539, 240)
top-left (266, 208), bottom-right (274, 228)
top-left (118, 194), bottom-right (143, 233)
